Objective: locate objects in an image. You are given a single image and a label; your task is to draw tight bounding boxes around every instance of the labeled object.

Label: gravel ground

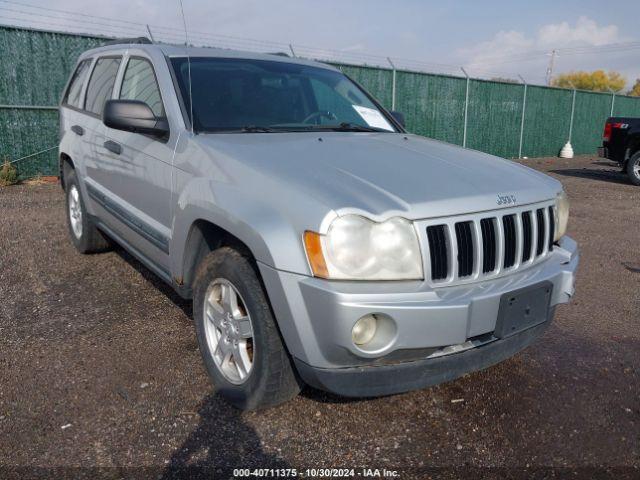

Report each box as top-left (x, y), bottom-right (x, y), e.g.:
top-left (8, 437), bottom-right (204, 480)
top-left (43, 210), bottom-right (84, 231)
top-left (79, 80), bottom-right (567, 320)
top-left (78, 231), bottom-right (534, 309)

top-left (0, 155), bottom-right (638, 479)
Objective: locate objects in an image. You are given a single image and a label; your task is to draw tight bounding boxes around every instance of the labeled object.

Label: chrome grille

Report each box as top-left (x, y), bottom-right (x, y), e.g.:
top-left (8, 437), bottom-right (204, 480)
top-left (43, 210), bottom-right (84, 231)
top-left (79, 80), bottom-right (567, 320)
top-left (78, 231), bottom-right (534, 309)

top-left (422, 201), bottom-right (556, 286)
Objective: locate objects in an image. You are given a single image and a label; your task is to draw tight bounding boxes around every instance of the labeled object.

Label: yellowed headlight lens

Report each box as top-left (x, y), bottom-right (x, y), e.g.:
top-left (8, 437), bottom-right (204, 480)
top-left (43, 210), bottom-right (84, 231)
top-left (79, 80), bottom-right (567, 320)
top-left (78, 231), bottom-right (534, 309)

top-left (554, 191), bottom-right (570, 241)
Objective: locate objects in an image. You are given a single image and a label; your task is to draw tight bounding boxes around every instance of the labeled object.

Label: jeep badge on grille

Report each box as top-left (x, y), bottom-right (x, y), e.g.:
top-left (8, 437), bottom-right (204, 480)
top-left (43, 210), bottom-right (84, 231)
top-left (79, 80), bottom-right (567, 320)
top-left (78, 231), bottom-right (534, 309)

top-left (497, 194), bottom-right (517, 206)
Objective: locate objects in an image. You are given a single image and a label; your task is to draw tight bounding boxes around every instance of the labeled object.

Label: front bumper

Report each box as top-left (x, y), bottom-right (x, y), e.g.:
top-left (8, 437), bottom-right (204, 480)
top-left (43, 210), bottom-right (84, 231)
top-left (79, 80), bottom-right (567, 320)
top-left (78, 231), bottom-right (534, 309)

top-left (258, 236), bottom-right (578, 394)
top-left (295, 314), bottom-right (553, 397)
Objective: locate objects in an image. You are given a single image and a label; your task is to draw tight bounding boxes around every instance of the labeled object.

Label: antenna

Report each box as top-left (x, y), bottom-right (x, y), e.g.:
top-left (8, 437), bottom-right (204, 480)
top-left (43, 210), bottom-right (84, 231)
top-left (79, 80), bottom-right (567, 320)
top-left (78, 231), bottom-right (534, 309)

top-left (145, 24), bottom-right (155, 43)
top-left (178, 0), bottom-right (194, 134)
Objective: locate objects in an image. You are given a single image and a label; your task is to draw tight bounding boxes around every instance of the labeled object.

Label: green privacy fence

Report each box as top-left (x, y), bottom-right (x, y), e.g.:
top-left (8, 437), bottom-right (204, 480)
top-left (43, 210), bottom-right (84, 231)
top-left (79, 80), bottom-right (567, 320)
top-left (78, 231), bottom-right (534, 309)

top-left (0, 26), bottom-right (103, 178)
top-left (3, 24), bottom-right (640, 179)
top-left (344, 64), bottom-right (640, 158)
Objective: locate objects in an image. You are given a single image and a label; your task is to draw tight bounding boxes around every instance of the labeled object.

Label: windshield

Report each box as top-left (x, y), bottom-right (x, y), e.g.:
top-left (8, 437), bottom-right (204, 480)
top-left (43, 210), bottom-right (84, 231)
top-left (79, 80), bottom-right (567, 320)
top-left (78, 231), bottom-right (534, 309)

top-left (170, 57), bottom-right (398, 133)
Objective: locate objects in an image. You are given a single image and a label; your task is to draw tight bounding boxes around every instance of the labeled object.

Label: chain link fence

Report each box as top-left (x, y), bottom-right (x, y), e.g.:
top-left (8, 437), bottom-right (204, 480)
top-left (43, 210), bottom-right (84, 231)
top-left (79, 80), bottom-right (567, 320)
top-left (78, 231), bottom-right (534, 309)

top-left (2, 24), bottom-right (640, 179)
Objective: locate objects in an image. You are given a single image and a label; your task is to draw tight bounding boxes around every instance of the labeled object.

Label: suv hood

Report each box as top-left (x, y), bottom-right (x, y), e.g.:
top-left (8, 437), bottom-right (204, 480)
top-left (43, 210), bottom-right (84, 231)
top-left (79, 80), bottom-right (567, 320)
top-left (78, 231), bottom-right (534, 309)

top-left (195, 132), bottom-right (561, 221)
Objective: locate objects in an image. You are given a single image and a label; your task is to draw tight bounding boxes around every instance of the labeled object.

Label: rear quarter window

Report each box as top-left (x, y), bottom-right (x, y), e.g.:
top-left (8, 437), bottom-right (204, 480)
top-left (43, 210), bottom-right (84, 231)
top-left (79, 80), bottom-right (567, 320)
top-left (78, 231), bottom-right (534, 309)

top-left (84, 57), bottom-right (122, 116)
top-left (62, 59), bottom-right (91, 108)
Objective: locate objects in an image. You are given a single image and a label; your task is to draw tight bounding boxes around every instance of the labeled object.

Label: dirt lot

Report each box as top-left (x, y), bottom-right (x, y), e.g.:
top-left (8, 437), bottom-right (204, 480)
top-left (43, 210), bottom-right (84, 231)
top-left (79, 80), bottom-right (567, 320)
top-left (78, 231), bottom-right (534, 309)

top-left (0, 155), bottom-right (638, 478)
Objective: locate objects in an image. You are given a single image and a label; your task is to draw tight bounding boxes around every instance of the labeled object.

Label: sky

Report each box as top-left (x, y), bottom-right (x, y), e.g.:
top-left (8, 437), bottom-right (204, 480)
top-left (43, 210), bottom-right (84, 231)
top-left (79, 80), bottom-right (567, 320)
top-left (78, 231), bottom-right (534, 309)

top-left (1, 0), bottom-right (639, 89)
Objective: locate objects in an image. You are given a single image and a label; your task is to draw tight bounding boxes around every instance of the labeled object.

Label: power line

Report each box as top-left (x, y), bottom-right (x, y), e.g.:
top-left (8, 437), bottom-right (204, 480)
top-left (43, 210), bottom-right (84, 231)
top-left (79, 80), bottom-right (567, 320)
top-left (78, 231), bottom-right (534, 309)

top-left (462, 41), bottom-right (640, 68)
top-left (1, 0), bottom-right (636, 87)
top-left (0, 0), bottom-right (294, 49)
top-left (0, 0), bottom-right (518, 76)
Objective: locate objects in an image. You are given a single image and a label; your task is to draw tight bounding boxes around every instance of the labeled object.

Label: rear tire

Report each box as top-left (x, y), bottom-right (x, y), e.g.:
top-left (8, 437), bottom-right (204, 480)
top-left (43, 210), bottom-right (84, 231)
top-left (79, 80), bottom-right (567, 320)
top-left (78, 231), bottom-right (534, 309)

top-left (64, 169), bottom-right (111, 253)
top-left (626, 151), bottom-right (640, 186)
top-left (193, 247), bottom-right (302, 410)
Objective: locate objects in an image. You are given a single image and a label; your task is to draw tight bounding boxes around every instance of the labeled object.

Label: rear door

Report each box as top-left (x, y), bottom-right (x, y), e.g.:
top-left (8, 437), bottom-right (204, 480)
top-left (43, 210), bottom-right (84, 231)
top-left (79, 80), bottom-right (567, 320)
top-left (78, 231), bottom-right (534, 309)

top-left (82, 55), bottom-right (123, 200)
top-left (59, 58), bottom-right (93, 179)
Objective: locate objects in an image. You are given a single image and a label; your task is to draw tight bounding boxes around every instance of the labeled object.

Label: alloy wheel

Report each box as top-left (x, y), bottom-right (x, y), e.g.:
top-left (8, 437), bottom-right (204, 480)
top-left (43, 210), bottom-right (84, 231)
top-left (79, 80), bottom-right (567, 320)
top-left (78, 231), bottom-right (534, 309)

top-left (68, 185), bottom-right (83, 239)
top-left (203, 278), bottom-right (255, 384)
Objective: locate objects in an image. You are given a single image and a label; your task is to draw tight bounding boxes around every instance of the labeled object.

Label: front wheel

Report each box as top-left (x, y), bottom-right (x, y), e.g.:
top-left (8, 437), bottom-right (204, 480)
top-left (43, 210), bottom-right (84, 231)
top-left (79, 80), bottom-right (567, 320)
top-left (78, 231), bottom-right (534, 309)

top-left (193, 247), bottom-right (301, 410)
top-left (626, 151), bottom-right (640, 186)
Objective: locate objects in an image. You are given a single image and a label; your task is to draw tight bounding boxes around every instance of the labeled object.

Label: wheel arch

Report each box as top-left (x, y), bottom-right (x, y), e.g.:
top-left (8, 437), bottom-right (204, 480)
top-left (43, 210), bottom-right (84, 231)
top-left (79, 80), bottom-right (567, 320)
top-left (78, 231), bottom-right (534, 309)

top-left (180, 218), bottom-right (259, 294)
top-left (59, 152), bottom-right (74, 190)
top-left (624, 131), bottom-right (640, 161)
top-left (170, 177), bottom-right (314, 294)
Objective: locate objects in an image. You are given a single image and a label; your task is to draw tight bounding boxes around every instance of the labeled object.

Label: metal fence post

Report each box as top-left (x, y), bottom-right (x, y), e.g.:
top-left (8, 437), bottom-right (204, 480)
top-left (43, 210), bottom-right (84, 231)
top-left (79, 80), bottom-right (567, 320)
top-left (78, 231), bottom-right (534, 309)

top-left (568, 88), bottom-right (577, 142)
top-left (517, 75), bottom-right (527, 159)
top-left (609, 89), bottom-right (616, 117)
top-left (387, 57), bottom-right (396, 111)
top-left (461, 67), bottom-right (470, 148)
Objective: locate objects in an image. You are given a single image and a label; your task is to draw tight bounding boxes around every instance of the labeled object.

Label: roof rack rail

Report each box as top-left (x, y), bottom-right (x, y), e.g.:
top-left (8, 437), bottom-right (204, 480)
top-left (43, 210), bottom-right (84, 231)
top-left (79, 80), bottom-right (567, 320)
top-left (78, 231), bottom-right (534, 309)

top-left (269, 52), bottom-right (290, 57)
top-left (103, 37), bottom-right (152, 46)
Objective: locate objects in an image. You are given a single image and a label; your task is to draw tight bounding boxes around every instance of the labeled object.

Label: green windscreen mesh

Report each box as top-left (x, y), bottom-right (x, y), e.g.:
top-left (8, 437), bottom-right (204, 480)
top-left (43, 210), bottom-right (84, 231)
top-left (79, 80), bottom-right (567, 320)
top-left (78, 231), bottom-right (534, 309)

top-left (0, 108), bottom-right (59, 178)
top-left (466, 79), bottom-right (523, 158)
top-left (522, 86), bottom-right (572, 158)
top-left (335, 64), bottom-right (394, 110)
top-left (613, 95), bottom-right (640, 117)
top-left (571, 91), bottom-right (613, 155)
top-left (0, 26), bottom-right (103, 178)
top-left (3, 25), bottom-right (640, 179)
top-left (395, 71), bottom-right (466, 145)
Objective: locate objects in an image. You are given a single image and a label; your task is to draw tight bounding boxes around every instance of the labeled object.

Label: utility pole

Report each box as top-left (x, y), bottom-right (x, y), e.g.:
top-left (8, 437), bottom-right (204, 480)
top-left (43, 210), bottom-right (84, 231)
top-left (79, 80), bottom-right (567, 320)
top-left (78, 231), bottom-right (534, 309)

top-left (546, 49), bottom-right (557, 86)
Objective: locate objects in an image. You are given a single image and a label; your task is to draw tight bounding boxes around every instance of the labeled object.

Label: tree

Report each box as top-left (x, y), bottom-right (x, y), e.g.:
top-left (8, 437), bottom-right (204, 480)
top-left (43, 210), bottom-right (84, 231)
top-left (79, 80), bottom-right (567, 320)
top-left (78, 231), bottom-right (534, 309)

top-left (490, 77), bottom-right (519, 84)
top-left (628, 79), bottom-right (640, 97)
top-left (552, 70), bottom-right (626, 93)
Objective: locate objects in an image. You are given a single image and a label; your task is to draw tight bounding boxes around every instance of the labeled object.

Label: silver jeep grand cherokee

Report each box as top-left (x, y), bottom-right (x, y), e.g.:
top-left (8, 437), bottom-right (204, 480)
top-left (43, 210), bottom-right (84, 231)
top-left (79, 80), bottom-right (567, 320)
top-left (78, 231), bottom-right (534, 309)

top-left (59, 39), bottom-right (578, 410)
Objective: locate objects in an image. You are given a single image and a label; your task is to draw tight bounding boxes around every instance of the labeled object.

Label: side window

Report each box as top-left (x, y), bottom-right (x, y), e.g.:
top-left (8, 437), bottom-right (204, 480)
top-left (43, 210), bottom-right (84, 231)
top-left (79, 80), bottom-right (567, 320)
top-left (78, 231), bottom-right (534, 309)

top-left (84, 57), bottom-right (121, 116)
top-left (63, 59), bottom-right (91, 108)
top-left (119, 58), bottom-right (165, 117)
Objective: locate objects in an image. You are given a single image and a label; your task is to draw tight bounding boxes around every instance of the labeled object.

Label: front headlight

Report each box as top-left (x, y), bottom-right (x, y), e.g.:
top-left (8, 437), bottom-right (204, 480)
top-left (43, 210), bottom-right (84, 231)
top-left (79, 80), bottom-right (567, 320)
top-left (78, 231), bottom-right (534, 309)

top-left (304, 215), bottom-right (423, 280)
top-left (554, 191), bottom-right (570, 241)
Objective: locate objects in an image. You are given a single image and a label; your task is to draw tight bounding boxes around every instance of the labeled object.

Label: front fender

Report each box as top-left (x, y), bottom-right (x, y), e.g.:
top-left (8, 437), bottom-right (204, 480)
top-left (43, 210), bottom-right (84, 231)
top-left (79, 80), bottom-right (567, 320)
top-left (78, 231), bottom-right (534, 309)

top-left (170, 176), bottom-right (328, 282)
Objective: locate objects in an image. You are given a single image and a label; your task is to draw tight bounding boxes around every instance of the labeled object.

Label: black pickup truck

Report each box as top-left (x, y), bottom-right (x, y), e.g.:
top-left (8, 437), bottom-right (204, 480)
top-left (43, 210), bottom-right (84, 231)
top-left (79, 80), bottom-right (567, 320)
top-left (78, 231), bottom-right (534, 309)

top-left (598, 117), bottom-right (640, 186)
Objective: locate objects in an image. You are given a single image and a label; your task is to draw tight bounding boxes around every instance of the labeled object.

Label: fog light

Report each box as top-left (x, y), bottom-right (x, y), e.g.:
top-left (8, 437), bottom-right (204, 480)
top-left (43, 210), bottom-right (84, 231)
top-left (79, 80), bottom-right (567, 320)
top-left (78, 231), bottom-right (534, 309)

top-left (352, 314), bottom-right (378, 345)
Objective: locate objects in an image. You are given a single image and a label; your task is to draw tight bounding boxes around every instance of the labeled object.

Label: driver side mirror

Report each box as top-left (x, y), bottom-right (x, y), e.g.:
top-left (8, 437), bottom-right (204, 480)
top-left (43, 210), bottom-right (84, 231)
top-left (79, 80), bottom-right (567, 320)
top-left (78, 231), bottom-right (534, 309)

top-left (103, 99), bottom-right (169, 137)
top-left (390, 111), bottom-right (406, 128)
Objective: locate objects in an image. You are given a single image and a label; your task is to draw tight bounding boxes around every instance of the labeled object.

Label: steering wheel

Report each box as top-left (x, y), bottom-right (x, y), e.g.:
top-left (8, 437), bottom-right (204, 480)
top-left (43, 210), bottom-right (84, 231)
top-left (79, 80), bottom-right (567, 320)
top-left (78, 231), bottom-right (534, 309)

top-left (302, 110), bottom-right (338, 125)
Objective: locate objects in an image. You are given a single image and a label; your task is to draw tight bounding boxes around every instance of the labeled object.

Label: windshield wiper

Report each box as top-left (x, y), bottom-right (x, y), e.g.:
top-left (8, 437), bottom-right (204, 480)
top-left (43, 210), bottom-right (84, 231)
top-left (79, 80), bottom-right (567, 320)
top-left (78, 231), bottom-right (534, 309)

top-left (227, 123), bottom-right (387, 133)
top-left (314, 122), bottom-right (386, 132)
top-left (239, 125), bottom-right (278, 133)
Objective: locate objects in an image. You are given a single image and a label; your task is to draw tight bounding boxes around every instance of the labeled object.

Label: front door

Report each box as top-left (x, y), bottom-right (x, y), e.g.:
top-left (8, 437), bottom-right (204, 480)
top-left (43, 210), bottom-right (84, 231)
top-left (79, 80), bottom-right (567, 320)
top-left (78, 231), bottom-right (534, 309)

top-left (99, 56), bottom-right (174, 271)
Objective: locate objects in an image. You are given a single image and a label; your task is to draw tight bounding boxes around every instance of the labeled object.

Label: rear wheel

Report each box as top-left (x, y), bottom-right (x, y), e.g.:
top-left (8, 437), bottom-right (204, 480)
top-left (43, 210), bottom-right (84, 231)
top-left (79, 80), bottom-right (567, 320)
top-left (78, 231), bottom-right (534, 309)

top-left (193, 247), bottom-right (301, 410)
top-left (626, 151), bottom-right (640, 186)
top-left (64, 170), bottom-right (111, 253)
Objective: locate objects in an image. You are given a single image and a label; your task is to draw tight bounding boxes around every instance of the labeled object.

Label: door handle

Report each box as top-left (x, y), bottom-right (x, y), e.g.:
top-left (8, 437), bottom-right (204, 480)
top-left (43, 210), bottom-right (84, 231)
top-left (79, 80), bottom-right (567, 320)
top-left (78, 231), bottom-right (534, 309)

top-left (103, 140), bottom-right (122, 155)
top-left (71, 125), bottom-right (84, 136)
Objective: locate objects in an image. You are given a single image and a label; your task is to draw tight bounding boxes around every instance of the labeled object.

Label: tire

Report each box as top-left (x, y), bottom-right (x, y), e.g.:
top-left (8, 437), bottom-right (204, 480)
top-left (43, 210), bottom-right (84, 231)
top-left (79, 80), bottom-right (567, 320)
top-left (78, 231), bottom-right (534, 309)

top-left (626, 151), bottom-right (640, 186)
top-left (193, 247), bottom-right (302, 410)
top-left (64, 169), bottom-right (111, 253)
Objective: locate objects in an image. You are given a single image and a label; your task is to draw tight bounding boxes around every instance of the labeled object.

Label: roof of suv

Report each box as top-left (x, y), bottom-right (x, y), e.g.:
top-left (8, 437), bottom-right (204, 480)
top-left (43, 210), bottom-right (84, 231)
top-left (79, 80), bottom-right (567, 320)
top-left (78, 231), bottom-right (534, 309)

top-left (79, 40), bottom-right (339, 72)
